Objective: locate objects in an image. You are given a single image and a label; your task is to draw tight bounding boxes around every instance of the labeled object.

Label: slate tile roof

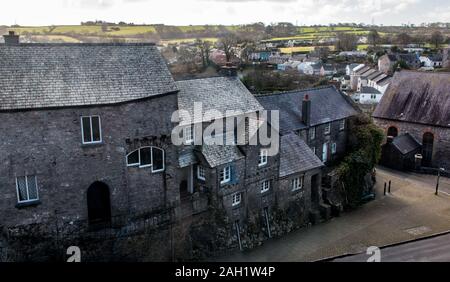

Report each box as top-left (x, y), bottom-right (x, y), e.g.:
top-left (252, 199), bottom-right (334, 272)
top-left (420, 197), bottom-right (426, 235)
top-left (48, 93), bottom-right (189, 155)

top-left (392, 133), bottom-right (421, 155)
top-left (360, 86), bottom-right (381, 94)
top-left (256, 86), bottom-right (359, 134)
top-left (373, 71), bottom-right (450, 128)
top-left (279, 133), bottom-right (323, 177)
top-left (176, 76), bottom-right (264, 126)
top-left (200, 144), bottom-right (244, 168)
top-left (0, 43), bottom-right (178, 111)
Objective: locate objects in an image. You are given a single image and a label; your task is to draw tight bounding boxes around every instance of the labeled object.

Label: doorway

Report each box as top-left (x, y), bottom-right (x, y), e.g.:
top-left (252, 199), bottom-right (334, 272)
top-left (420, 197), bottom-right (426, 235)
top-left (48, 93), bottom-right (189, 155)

top-left (87, 181), bottom-right (112, 226)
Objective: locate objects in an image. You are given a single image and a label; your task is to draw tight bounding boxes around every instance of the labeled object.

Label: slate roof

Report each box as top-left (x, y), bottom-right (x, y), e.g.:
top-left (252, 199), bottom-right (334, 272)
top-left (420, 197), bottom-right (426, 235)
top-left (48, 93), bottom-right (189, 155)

top-left (200, 144), bottom-right (244, 168)
top-left (256, 86), bottom-right (359, 134)
top-left (392, 133), bottom-right (421, 155)
top-left (355, 66), bottom-right (371, 75)
top-left (373, 71), bottom-right (450, 128)
top-left (360, 86), bottom-right (381, 94)
top-left (176, 76), bottom-right (264, 126)
top-left (367, 71), bottom-right (383, 80)
top-left (0, 43), bottom-right (178, 111)
top-left (279, 133), bottom-right (323, 177)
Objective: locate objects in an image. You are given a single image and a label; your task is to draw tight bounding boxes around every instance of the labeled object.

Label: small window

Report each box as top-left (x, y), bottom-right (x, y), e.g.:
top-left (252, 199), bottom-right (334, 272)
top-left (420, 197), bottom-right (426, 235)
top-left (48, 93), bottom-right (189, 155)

top-left (324, 123), bottom-right (331, 135)
top-left (232, 193), bottom-right (242, 206)
top-left (339, 120), bottom-right (345, 131)
top-left (184, 125), bottom-right (194, 144)
top-left (126, 147), bottom-right (165, 172)
top-left (258, 149), bottom-right (268, 167)
top-left (197, 166), bottom-right (206, 181)
top-left (332, 143), bottom-right (337, 154)
top-left (261, 180), bottom-right (270, 193)
top-left (81, 116), bottom-right (102, 144)
top-left (292, 176), bottom-right (304, 191)
top-left (312, 147), bottom-right (316, 155)
top-left (220, 165), bottom-right (232, 184)
top-left (16, 175), bottom-right (39, 203)
top-left (310, 127), bottom-right (316, 140)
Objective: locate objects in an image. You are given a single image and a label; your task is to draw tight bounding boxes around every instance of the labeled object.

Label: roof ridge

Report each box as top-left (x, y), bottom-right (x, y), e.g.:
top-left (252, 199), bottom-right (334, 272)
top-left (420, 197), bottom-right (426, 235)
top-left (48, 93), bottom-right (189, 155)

top-left (0, 42), bottom-right (156, 47)
top-left (254, 85), bottom-right (335, 97)
top-left (175, 75), bottom-right (231, 83)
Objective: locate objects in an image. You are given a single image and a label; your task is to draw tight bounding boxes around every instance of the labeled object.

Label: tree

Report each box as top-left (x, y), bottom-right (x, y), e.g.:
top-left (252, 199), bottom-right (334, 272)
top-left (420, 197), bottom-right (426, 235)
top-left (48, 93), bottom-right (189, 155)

top-left (195, 39), bottom-right (212, 68)
top-left (430, 31), bottom-right (444, 49)
top-left (335, 33), bottom-right (358, 51)
top-left (218, 34), bottom-right (237, 62)
top-left (368, 30), bottom-right (381, 47)
top-left (396, 32), bottom-right (411, 46)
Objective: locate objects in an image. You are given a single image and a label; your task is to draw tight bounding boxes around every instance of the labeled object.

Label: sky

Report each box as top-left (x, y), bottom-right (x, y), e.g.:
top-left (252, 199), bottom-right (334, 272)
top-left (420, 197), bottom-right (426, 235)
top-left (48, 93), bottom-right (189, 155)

top-left (1, 0), bottom-right (450, 26)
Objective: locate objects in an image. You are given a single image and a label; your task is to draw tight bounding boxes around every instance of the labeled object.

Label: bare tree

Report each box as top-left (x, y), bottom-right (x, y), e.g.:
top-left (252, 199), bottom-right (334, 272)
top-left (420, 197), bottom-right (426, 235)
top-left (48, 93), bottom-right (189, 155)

top-left (195, 39), bottom-right (212, 68)
top-left (218, 34), bottom-right (237, 62)
top-left (430, 31), bottom-right (444, 49)
top-left (335, 33), bottom-right (358, 51)
top-left (368, 30), bottom-right (381, 47)
top-left (396, 32), bottom-right (411, 46)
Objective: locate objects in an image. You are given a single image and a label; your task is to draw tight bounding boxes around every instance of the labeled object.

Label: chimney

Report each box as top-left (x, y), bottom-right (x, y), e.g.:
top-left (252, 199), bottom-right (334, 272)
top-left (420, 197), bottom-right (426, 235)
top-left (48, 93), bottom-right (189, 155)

top-left (219, 62), bottom-right (238, 77)
top-left (302, 94), bottom-right (311, 126)
top-left (3, 31), bottom-right (20, 45)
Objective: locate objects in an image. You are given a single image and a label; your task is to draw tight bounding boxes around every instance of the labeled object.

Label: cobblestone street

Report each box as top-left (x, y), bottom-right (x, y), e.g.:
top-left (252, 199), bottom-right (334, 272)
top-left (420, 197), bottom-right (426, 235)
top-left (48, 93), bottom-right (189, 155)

top-left (216, 166), bottom-right (450, 262)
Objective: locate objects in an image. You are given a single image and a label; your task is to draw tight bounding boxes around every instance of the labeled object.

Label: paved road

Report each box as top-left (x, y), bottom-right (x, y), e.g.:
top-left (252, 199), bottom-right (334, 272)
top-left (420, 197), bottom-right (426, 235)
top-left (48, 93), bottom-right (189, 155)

top-left (334, 232), bottom-right (450, 262)
top-left (215, 167), bottom-right (450, 262)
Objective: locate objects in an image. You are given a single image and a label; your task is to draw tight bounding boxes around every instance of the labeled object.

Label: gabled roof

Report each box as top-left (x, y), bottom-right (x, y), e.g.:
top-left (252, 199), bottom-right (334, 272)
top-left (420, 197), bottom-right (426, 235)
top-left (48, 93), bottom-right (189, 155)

top-left (373, 71), bottom-right (450, 128)
top-left (360, 86), bottom-right (381, 94)
top-left (279, 133), bottom-right (323, 177)
top-left (360, 68), bottom-right (377, 78)
top-left (0, 43), bottom-right (178, 111)
top-left (367, 71), bottom-right (383, 80)
top-left (391, 133), bottom-right (421, 155)
top-left (372, 73), bottom-right (389, 83)
top-left (355, 66), bottom-right (371, 75)
top-left (256, 86), bottom-right (358, 134)
top-left (176, 76), bottom-right (263, 126)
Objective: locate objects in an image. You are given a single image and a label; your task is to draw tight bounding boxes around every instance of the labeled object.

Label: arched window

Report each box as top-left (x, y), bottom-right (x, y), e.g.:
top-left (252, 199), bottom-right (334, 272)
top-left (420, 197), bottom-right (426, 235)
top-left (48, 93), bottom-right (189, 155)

top-left (387, 126), bottom-right (398, 138)
top-left (126, 146), bottom-right (165, 173)
top-left (422, 132), bottom-right (434, 167)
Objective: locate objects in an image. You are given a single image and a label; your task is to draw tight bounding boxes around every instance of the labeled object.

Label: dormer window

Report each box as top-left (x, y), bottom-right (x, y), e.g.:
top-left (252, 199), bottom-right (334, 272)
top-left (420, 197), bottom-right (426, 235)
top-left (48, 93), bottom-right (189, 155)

top-left (81, 116), bottom-right (102, 144)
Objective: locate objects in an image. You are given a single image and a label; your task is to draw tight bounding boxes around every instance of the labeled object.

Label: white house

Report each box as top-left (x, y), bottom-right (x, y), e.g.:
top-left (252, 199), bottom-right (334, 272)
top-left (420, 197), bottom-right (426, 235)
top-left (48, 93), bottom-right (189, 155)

top-left (420, 54), bottom-right (443, 68)
top-left (358, 86), bottom-right (383, 104)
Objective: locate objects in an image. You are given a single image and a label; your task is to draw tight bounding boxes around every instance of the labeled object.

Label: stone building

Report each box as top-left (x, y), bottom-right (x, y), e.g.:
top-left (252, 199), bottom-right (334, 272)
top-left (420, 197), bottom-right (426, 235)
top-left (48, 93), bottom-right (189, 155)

top-left (256, 86), bottom-right (359, 166)
top-left (0, 35), bottom-right (342, 260)
top-left (373, 71), bottom-right (450, 170)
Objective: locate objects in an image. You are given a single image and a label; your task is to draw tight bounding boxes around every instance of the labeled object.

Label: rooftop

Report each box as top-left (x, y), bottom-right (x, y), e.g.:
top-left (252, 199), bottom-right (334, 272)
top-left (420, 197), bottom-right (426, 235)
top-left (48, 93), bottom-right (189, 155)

top-left (0, 43), bottom-right (177, 111)
top-left (373, 71), bottom-right (450, 128)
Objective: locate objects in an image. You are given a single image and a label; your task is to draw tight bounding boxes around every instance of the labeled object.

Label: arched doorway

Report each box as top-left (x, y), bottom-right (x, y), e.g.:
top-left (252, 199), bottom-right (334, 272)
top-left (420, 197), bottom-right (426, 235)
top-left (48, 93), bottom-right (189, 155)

top-left (422, 132), bottom-right (434, 167)
top-left (87, 181), bottom-right (111, 226)
top-left (387, 126), bottom-right (398, 138)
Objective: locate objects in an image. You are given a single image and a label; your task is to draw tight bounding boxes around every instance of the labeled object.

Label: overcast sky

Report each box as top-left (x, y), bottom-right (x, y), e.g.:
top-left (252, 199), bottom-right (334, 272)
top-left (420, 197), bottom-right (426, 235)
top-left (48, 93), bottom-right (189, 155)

top-left (2, 0), bottom-right (450, 26)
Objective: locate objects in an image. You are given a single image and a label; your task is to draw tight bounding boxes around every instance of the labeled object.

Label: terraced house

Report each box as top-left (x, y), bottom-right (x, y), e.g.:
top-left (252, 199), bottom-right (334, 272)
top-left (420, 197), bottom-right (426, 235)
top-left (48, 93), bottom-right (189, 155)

top-left (0, 33), bottom-right (358, 261)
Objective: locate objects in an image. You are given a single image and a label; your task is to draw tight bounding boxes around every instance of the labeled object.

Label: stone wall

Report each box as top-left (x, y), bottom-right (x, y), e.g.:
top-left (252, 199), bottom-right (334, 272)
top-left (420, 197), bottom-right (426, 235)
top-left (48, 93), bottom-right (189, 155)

top-left (374, 118), bottom-right (450, 170)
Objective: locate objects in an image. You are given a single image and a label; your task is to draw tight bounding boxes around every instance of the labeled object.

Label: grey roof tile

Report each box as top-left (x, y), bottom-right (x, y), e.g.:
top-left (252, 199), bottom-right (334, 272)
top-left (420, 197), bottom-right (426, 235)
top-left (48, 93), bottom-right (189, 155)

top-left (0, 43), bottom-right (177, 110)
top-left (200, 144), bottom-right (244, 168)
top-left (392, 133), bottom-right (421, 155)
top-left (280, 133), bottom-right (323, 177)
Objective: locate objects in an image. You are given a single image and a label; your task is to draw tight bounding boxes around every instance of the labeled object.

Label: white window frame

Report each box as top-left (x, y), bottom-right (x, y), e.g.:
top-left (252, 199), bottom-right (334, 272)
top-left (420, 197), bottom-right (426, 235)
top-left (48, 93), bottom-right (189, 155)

top-left (184, 125), bottom-right (194, 145)
top-left (220, 165), bottom-right (232, 184)
top-left (332, 143), bottom-right (337, 154)
top-left (16, 175), bottom-right (39, 204)
top-left (339, 119), bottom-right (346, 131)
top-left (312, 147), bottom-right (316, 155)
top-left (197, 165), bottom-right (206, 181)
top-left (324, 122), bottom-right (331, 135)
top-left (258, 149), bottom-right (268, 167)
top-left (261, 180), bottom-right (270, 194)
top-left (126, 146), bottom-right (165, 173)
top-left (81, 116), bottom-right (102, 145)
top-left (292, 176), bottom-right (304, 191)
top-left (232, 193), bottom-right (242, 207)
top-left (310, 127), bottom-right (316, 140)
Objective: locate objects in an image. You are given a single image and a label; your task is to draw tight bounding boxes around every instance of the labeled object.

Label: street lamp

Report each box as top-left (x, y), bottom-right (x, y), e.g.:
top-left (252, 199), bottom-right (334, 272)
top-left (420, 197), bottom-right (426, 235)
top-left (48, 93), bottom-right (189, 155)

top-left (436, 168), bottom-right (445, 195)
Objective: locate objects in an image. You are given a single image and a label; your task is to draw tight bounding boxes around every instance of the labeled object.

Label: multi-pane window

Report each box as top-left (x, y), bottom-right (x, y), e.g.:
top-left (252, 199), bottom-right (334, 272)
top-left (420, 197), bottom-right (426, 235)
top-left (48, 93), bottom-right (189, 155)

top-left (184, 125), bottom-right (194, 144)
top-left (126, 147), bottom-right (165, 172)
top-left (310, 127), bottom-right (316, 140)
top-left (292, 176), bottom-right (304, 191)
top-left (258, 149), bottom-right (268, 167)
top-left (232, 193), bottom-right (242, 206)
top-left (261, 180), bottom-right (270, 193)
top-left (332, 143), bottom-right (337, 154)
top-left (339, 119), bottom-right (346, 131)
top-left (16, 175), bottom-right (39, 203)
top-left (220, 165), bottom-right (232, 184)
top-left (197, 166), bottom-right (206, 181)
top-left (324, 122), bottom-right (331, 135)
top-left (81, 116), bottom-right (102, 144)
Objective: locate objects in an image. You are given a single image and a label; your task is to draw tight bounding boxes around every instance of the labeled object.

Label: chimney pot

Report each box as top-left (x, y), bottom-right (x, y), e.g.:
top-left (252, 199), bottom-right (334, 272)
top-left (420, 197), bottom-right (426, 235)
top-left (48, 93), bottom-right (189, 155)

top-left (3, 30), bottom-right (20, 45)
